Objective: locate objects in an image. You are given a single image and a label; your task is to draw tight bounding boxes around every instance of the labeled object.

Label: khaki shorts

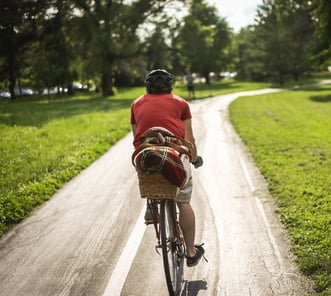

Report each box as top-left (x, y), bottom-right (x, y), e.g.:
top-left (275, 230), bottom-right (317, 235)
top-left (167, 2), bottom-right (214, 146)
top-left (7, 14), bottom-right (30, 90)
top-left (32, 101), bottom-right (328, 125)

top-left (175, 154), bottom-right (192, 203)
top-left (176, 176), bottom-right (193, 203)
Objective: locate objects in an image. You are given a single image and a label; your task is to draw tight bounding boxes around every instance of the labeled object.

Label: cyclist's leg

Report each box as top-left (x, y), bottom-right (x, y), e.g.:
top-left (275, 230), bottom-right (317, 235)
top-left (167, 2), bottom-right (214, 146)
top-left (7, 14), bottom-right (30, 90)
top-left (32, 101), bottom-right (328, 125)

top-left (177, 199), bottom-right (205, 267)
top-left (177, 202), bottom-right (196, 257)
top-left (176, 177), bottom-right (196, 257)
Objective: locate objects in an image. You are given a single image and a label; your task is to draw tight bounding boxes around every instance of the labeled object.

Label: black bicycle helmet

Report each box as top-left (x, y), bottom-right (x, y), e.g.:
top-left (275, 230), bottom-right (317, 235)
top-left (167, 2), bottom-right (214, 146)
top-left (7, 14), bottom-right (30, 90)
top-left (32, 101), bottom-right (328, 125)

top-left (144, 69), bottom-right (175, 93)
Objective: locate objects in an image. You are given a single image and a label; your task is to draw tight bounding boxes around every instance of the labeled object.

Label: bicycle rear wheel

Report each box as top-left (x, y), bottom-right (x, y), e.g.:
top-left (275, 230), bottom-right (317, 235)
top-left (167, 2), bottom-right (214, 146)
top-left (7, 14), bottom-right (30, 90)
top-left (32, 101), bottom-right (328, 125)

top-left (159, 199), bottom-right (185, 296)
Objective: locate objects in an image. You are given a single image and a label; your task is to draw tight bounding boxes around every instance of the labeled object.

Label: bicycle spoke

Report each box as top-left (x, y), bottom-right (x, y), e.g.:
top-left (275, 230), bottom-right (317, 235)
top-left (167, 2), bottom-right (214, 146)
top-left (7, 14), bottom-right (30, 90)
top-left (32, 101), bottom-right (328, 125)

top-left (160, 200), bottom-right (185, 296)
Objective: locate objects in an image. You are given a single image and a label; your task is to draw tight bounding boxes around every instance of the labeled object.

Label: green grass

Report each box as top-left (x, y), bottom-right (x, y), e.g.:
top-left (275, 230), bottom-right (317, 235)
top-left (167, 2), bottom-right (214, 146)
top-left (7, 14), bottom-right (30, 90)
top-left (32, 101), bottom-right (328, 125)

top-left (1, 77), bottom-right (331, 294)
top-left (0, 91), bottom-right (137, 235)
top-left (229, 84), bottom-right (331, 295)
top-left (0, 80), bottom-right (267, 236)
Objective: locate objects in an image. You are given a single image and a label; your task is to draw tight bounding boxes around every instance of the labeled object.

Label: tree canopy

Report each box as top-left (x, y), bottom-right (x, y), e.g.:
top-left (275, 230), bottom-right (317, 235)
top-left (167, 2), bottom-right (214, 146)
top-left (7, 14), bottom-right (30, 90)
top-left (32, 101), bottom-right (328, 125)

top-left (176, 0), bottom-right (231, 83)
top-left (234, 0), bottom-right (329, 84)
top-left (0, 0), bottom-right (330, 98)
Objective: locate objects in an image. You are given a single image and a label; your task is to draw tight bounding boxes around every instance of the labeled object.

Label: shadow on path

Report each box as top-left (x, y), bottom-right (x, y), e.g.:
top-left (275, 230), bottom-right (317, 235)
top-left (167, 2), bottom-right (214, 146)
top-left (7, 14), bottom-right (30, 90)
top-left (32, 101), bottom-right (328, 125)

top-left (181, 279), bottom-right (208, 296)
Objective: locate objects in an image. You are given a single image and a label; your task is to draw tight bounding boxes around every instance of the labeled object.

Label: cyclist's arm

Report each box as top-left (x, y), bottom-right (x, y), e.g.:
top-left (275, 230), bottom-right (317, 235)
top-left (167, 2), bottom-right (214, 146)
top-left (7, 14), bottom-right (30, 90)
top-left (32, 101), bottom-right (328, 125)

top-left (183, 119), bottom-right (198, 162)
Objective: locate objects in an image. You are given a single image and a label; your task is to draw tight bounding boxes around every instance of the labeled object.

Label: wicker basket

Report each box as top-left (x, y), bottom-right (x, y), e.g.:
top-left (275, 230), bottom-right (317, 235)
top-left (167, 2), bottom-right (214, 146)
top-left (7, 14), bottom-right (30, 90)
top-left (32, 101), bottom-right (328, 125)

top-left (137, 171), bottom-right (179, 199)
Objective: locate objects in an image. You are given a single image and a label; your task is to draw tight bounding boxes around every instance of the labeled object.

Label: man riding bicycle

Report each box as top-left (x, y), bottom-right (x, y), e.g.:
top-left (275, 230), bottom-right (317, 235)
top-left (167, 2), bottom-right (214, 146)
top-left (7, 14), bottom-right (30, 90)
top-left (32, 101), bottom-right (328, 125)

top-left (130, 69), bottom-right (204, 267)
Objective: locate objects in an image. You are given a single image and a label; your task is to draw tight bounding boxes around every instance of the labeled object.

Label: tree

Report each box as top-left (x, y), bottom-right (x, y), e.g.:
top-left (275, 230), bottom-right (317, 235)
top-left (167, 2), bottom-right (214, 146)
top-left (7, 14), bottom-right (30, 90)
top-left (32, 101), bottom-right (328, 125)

top-left (144, 27), bottom-right (173, 71)
top-left (235, 26), bottom-right (266, 81)
top-left (29, 0), bottom-right (77, 95)
top-left (72, 0), bottom-right (185, 96)
top-left (245, 0), bottom-right (314, 84)
top-left (0, 0), bottom-right (46, 99)
top-left (176, 0), bottom-right (231, 83)
top-left (308, 0), bottom-right (331, 67)
top-left (283, 2), bottom-right (314, 80)
top-left (0, 0), bottom-right (188, 98)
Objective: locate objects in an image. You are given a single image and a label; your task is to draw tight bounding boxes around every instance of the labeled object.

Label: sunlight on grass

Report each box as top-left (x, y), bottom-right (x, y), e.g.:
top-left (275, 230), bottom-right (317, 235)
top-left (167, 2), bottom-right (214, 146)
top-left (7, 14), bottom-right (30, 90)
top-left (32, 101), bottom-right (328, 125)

top-left (1, 78), bottom-right (330, 294)
top-left (0, 93), bottom-right (132, 235)
top-left (0, 80), bottom-right (268, 235)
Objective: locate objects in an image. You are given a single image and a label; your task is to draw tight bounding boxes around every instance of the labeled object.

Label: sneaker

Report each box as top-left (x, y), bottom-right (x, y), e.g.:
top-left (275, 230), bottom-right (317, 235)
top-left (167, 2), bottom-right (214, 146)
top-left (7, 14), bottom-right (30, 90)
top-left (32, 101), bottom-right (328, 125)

top-left (186, 244), bottom-right (205, 267)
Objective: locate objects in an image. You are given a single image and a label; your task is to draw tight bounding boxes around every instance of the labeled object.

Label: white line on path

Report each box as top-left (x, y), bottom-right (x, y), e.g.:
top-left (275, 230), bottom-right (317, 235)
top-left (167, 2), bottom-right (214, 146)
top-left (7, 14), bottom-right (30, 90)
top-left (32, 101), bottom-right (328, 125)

top-left (102, 206), bottom-right (146, 296)
top-left (236, 149), bottom-right (284, 272)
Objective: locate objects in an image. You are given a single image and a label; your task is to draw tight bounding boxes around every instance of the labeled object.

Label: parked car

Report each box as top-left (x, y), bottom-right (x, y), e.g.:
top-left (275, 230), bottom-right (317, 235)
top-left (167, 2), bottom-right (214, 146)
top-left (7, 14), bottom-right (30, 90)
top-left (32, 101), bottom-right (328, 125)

top-left (42, 86), bottom-right (68, 95)
top-left (17, 88), bottom-right (35, 96)
top-left (0, 90), bottom-right (10, 98)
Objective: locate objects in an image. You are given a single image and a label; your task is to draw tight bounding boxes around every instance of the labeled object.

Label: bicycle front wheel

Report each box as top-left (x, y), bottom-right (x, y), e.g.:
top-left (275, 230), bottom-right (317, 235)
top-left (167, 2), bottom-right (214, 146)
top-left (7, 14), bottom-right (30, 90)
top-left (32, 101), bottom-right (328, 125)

top-left (159, 199), bottom-right (185, 296)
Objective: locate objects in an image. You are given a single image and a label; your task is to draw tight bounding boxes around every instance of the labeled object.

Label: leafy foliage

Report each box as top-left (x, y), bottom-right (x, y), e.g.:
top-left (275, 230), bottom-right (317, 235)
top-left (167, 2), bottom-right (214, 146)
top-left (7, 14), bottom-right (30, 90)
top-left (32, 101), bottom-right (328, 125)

top-left (0, 0), bottom-right (47, 98)
top-left (176, 0), bottom-right (231, 82)
top-left (235, 0), bottom-right (314, 84)
top-left (0, 0), bottom-right (330, 98)
top-left (309, 0), bottom-right (331, 66)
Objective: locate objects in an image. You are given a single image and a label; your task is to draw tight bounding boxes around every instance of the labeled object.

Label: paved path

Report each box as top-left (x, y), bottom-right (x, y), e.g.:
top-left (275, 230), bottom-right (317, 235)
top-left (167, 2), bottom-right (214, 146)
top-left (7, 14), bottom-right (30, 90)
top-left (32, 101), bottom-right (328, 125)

top-left (0, 89), bottom-right (315, 295)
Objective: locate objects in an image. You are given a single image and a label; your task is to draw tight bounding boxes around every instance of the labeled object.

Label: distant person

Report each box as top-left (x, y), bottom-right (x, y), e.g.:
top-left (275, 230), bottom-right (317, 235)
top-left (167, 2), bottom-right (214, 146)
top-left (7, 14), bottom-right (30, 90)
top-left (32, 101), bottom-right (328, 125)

top-left (186, 72), bottom-right (195, 100)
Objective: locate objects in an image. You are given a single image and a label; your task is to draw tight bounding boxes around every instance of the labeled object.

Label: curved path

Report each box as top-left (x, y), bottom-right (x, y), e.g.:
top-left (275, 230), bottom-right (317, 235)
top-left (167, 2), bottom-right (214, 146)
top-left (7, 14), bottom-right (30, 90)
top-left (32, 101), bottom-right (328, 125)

top-left (0, 90), bottom-right (315, 295)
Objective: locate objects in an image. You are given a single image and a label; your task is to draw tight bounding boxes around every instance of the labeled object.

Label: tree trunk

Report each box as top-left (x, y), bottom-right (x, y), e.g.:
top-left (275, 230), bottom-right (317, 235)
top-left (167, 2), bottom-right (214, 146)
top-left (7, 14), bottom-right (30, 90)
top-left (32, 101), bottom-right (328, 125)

top-left (203, 72), bottom-right (210, 84)
top-left (102, 71), bottom-right (115, 96)
top-left (9, 66), bottom-right (16, 100)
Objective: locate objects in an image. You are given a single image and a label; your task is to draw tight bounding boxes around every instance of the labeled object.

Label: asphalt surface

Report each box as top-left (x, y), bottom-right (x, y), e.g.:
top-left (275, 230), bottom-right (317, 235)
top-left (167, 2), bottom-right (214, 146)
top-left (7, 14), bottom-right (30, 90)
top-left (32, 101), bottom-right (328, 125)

top-left (0, 90), bottom-right (315, 296)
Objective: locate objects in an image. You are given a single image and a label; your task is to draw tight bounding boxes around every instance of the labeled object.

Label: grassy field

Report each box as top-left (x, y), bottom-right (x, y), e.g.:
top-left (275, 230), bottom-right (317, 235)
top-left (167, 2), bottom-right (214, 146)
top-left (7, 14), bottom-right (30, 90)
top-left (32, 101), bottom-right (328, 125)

top-left (230, 84), bottom-right (331, 295)
top-left (0, 90), bottom-right (135, 235)
top-left (0, 80), bottom-right (270, 237)
top-left (1, 76), bottom-right (330, 294)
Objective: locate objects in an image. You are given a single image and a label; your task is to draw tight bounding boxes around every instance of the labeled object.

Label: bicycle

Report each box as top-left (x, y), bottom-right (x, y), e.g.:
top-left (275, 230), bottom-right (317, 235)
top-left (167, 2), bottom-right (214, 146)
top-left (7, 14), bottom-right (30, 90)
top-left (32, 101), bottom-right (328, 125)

top-left (131, 129), bottom-right (203, 295)
top-left (139, 171), bottom-right (185, 296)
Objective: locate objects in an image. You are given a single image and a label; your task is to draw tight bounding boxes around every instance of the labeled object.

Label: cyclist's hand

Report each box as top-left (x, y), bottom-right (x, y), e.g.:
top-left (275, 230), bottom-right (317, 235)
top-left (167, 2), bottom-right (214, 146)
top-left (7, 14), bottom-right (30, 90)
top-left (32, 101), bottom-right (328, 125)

top-left (192, 156), bottom-right (203, 168)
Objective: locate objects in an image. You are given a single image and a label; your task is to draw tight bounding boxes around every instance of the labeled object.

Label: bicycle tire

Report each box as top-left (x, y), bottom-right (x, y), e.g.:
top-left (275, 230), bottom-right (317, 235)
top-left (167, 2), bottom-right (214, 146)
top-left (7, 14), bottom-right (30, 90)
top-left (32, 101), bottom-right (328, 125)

top-left (159, 199), bottom-right (185, 296)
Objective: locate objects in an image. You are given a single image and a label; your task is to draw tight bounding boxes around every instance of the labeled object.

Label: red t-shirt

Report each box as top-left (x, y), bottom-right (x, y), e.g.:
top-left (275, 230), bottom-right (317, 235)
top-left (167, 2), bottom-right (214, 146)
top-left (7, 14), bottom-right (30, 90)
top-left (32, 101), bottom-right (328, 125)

top-left (131, 93), bottom-right (192, 147)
